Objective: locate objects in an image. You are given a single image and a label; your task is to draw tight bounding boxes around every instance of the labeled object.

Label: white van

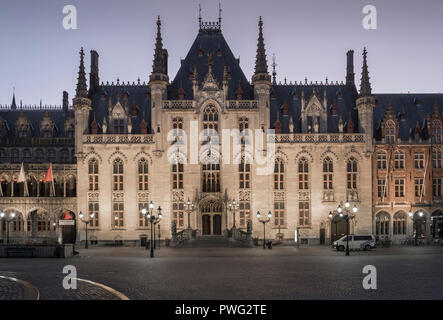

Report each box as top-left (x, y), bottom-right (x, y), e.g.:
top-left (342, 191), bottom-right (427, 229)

top-left (333, 235), bottom-right (376, 251)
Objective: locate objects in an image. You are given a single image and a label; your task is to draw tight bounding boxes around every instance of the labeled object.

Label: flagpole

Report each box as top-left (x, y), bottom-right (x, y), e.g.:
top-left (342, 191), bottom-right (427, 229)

top-left (51, 164), bottom-right (56, 197)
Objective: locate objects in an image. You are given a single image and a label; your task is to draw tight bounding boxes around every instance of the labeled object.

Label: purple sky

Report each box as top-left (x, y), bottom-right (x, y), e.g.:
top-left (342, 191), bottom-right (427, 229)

top-left (0, 0), bottom-right (442, 105)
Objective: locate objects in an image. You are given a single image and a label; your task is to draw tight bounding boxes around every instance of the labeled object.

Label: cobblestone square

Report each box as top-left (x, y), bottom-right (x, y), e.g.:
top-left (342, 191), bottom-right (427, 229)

top-left (0, 246), bottom-right (442, 300)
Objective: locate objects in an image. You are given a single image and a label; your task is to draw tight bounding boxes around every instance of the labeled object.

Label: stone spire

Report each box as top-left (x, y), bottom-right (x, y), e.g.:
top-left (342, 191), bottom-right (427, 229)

top-left (11, 88), bottom-right (17, 110)
top-left (254, 17), bottom-right (268, 75)
top-left (359, 48), bottom-right (372, 97)
top-left (152, 16), bottom-right (168, 75)
top-left (76, 48), bottom-right (88, 98)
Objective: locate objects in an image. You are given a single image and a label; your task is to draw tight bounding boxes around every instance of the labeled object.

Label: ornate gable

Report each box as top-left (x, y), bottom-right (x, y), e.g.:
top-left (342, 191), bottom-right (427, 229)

top-left (15, 111), bottom-right (31, 135)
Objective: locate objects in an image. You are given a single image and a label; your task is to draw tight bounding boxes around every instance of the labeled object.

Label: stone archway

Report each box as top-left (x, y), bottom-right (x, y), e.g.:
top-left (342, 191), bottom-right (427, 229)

top-left (431, 210), bottom-right (443, 239)
top-left (413, 211), bottom-right (427, 238)
top-left (330, 215), bottom-right (347, 242)
top-left (58, 210), bottom-right (77, 245)
top-left (199, 198), bottom-right (223, 236)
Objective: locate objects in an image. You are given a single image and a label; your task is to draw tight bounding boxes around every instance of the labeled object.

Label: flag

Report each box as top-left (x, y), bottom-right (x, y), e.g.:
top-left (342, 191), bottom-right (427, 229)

top-left (43, 164), bottom-right (55, 196)
top-left (17, 163), bottom-right (29, 197)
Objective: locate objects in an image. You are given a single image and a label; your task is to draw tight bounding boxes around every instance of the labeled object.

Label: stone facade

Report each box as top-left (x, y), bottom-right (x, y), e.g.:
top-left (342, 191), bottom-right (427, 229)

top-left (0, 15), bottom-right (442, 246)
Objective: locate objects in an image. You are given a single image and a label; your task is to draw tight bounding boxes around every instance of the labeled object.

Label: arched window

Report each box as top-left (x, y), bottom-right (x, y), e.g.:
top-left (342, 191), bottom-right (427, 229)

top-left (48, 149), bottom-right (56, 163)
top-left (88, 158), bottom-right (99, 191)
top-left (11, 213), bottom-right (24, 233)
top-left (36, 149), bottom-right (44, 163)
top-left (431, 120), bottom-right (442, 145)
top-left (138, 158), bottom-right (149, 191)
top-left (0, 176), bottom-right (11, 197)
top-left (394, 151), bottom-right (405, 169)
top-left (385, 120), bottom-right (396, 144)
top-left (37, 213), bottom-right (50, 232)
top-left (28, 176), bottom-right (38, 197)
top-left (377, 151), bottom-right (387, 170)
top-left (66, 175), bottom-right (76, 197)
top-left (23, 149), bottom-right (31, 162)
top-left (172, 117), bottom-right (184, 139)
top-left (172, 162), bottom-right (184, 190)
top-left (323, 157), bottom-right (333, 190)
top-left (239, 158), bottom-right (250, 189)
top-left (298, 157), bottom-right (309, 190)
top-left (376, 212), bottom-right (390, 236)
top-left (239, 117), bottom-right (249, 132)
top-left (393, 212), bottom-right (406, 235)
top-left (113, 159), bottom-right (124, 191)
top-left (347, 157), bottom-right (358, 190)
top-left (203, 105), bottom-right (218, 134)
top-left (11, 149), bottom-right (19, 163)
top-left (274, 158), bottom-right (284, 190)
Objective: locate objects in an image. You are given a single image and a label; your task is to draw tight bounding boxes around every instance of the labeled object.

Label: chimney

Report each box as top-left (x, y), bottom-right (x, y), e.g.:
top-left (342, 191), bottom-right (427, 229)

top-left (346, 50), bottom-right (355, 88)
top-left (63, 91), bottom-right (69, 112)
top-left (89, 50), bottom-right (100, 95)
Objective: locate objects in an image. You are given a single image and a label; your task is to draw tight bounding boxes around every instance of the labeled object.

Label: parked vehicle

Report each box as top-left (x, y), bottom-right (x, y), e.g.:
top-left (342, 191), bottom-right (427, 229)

top-left (333, 235), bottom-right (376, 251)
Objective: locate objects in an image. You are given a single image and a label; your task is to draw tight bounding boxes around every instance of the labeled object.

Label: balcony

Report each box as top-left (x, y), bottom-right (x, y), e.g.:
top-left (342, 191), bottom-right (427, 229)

top-left (271, 133), bottom-right (365, 144)
top-left (84, 134), bottom-right (155, 145)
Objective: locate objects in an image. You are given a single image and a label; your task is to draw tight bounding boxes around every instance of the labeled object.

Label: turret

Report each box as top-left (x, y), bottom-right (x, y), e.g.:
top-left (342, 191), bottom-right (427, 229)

top-left (252, 16), bottom-right (272, 131)
top-left (73, 48), bottom-right (92, 156)
top-left (346, 50), bottom-right (355, 88)
top-left (149, 16), bottom-right (169, 137)
top-left (89, 50), bottom-right (100, 96)
top-left (356, 48), bottom-right (376, 153)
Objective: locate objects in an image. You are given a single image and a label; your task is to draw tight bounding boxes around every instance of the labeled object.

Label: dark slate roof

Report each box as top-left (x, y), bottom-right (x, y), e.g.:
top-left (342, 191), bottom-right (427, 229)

top-left (0, 108), bottom-right (74, 137)
top-left (168, 31), bottom-right (253, 100)
top-left (270, 84), bottom-right (358, 133)
top-left (89, 85), bottom-right (151, 134)
top-left (373, 94), bottom-right (443, 141)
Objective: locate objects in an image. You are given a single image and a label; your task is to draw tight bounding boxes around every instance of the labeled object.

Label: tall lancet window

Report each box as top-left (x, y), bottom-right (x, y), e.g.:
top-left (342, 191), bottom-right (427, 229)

top-left (113, 158), bottom-right (124, 191)
top-left (347, 157), bottom-right (358, 190)
top-left (202, 162), bottom-right (220, 193)
top-left (203, 105), bottom-right (218, 135)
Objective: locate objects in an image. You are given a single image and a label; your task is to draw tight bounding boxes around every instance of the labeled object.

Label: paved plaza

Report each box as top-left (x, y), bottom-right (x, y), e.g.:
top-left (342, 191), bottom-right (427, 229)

top-left (0, 246), bottom-right (442, 300)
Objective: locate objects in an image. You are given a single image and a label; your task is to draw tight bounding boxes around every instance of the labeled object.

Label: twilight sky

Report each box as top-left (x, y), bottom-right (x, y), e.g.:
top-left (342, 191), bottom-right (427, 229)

top-left (0, 0), bottom-right (442, 105)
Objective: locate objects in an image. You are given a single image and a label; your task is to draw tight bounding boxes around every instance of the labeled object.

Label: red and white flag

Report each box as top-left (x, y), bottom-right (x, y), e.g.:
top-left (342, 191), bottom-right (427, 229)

top-left (17, 163), bottom-right (29, 196)
top-left (43, 164), bottom-right (55, 196)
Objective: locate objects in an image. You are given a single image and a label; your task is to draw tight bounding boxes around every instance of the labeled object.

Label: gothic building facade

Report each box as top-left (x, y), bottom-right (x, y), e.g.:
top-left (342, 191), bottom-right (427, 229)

top-left (0, 15), bottom-right (442, 246)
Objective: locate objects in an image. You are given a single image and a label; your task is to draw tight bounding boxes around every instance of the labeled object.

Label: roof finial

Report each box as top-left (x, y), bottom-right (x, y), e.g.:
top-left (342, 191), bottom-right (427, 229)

top-left (11, 87), bottom-right (17, 110)
top-left (252, 16), bottom-right (270, 83)
top-left (272, 53), bottom-right (277, 85)
top-left (152, 16), bottom-right (167, 75)
top-left (218, 2), bottom-right (222, 27)
top-left (359, 47), bottom-right (372, 97)
top-left (75, 47), bottom-right (88, 98)
top-left (199, 4), bottom-right (202, 29)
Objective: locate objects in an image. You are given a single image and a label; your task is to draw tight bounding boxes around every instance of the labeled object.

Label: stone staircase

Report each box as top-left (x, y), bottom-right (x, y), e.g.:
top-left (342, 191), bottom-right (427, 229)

top-left (177, 235), bottom-right (253, 248)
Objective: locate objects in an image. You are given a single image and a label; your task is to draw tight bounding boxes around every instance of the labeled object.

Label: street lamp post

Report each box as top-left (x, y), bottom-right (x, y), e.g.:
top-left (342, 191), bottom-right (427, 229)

top-left (0, 211), bottom-right (16, 244)
top-left (79, 211), bottom-right (94, 249)
top-left (257, 211), bottom-right (272, 249)
top-left (184, 198), bottom-right (195, 230)
top-left (330, 200), bottom-right (358, 256)
top-left (228, 199), bottom-right (240, 230)
top-left (142, 201), bottom-right (162, 258)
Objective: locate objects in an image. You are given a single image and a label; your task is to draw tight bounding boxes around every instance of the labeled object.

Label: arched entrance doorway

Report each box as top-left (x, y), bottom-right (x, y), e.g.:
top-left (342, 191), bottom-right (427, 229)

top-left (200, 199), bottom-right (223, 236)
top-left (330, 215), bottom-right (347, 242)
top-left (413, 211), bottom-right (427, 239)
top-left (431, 210), bottom-right (443, 239)
top-left (59, 210), bottom-right (76, 244)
